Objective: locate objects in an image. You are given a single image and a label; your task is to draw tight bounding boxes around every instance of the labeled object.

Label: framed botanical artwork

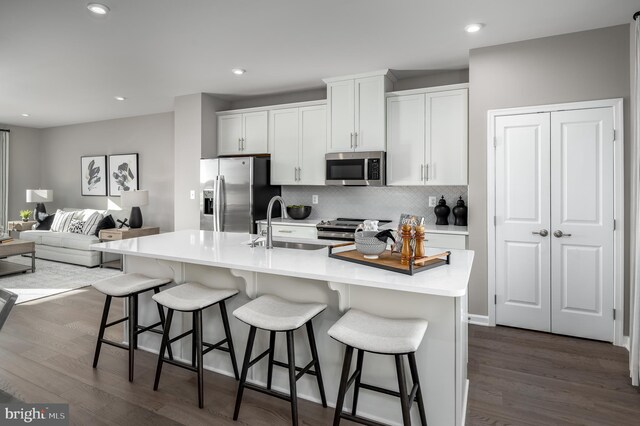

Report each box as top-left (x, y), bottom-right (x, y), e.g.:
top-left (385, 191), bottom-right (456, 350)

top-left (81, 155), bottom-right (107, 196)
top-left (109, 153), bottom-right (139, 196)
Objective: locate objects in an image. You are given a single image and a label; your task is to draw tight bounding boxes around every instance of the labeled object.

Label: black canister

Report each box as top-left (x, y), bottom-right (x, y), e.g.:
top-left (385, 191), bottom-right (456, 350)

top-left (453, 196), bottom-right (468, 226)
top-left (434, 196), bottom-right (450, 226)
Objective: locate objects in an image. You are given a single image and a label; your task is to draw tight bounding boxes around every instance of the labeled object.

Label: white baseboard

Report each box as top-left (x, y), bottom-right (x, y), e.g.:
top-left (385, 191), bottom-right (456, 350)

top-left (623, 336), bottom-right (630, 351)
top-left (468, 314), bottom-right (490, 326)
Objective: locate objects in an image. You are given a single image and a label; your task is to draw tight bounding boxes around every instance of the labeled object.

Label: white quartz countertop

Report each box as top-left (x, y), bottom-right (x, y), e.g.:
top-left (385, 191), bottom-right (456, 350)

top-left (91, 230), bottom-right (474, 297)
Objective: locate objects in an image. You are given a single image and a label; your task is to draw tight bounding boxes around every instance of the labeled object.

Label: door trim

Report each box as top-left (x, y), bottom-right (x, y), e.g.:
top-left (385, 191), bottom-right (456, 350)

top-left (486, 98), bottom-right (624, 346)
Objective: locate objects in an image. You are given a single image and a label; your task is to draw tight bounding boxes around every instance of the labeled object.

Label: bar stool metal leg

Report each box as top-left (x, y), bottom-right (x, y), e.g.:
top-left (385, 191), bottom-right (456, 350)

top-left (266, 331), bottom-right (276, 390)
top-left (154, 308), bottom-right (174, 390)
top-left (132, 294), bottom-right (139, 350)
top-left (153, 287), bottom-right (173, 361)
top-left (219, 301), bottom-right (239, 380)
top-left (195, 310), bottom-right (204, 408)
top-left (286, 330), bottom-right (298, 426)
top-left (408, 353), bottom-right (428, 426)
top-left (395, 355), bottom-right (411, 426)
top-left (234, 326), bottom-right (257, 421)
top-left (128, 294), bottom-right (136, 382)
top-left (333, 345), bottom-right (354, 426)
top-left (306, 321), bottom-right (327, 408)
top-left (192, 312), bottom-right (197, 368)
top-left (351, 349), bottom-right (365, 416)
top-left (93, 295), bottom-right (112, 368)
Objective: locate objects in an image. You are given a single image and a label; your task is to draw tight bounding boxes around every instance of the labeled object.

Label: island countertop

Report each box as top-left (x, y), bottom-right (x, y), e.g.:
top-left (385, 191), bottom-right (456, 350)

top-left (91, 230), bottom-right (474, 297)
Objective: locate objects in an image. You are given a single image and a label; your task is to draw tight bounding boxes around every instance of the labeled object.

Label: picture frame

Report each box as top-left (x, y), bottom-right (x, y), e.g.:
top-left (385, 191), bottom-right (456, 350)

top-left (81, 155), bottom-right (107, 196)
top-left (109, 153), bottom-right (139, 196)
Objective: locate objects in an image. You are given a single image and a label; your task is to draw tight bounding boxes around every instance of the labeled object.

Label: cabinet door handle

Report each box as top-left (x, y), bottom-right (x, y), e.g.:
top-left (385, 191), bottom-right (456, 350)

top-left (298, 167), bottom-right (301, 181)
top-left (553, 230), bottom-right (572, 238)
top-left (354, 132), bottom-right (358, 148)
top-left (238, 138), bottom-right (242, 151)
top-left (421, 164), bottom-right (424, 181)
top-left (532, 229), bottom-right (549, 237)
top-left (425, 164), bottom-right (429, 181)
top-left (350, 133), bottom-right (354, 149)
top-left (278, 230), bottom-right (293, 233)
top-left (242, 138), bottom-right (245, 150)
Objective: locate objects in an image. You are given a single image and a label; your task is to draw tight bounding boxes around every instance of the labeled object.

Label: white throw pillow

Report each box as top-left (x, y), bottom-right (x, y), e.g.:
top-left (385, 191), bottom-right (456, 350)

top-left (82, 211), bottom-right (103, 235)
top-left (50, 210), bottom-right (76, 232)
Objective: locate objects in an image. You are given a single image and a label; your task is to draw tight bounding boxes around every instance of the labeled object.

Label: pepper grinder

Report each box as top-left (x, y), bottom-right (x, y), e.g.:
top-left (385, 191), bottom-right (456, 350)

top-left (414, 225), bottom-right (425, 259)
top-left (453, 196), bottom-right (468, 226)
top-left (400, 223), bottom-right (413, 265)
top-left (434, 196), bottom-right (450, 226)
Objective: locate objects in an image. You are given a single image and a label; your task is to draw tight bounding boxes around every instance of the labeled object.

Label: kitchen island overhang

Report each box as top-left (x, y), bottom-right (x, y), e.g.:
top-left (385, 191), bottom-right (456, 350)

top-left (92, 230), bottom-right (474, 426)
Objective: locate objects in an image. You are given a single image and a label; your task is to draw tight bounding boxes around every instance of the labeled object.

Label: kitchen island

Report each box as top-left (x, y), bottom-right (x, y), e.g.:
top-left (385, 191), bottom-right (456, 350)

top-left (92, 230), bottom-right (473, 426)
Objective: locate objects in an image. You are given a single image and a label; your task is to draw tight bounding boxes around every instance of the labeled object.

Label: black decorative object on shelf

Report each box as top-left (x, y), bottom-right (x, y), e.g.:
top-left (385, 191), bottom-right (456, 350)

top-left (434, 196), bottom-right (450, 226)
top-left (453, 196), bottom-right (468, 226)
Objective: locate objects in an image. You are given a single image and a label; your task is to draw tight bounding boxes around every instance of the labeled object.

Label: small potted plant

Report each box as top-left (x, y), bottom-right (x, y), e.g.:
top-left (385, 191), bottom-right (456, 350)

top-left (19, 210), bottom-right (32, 222)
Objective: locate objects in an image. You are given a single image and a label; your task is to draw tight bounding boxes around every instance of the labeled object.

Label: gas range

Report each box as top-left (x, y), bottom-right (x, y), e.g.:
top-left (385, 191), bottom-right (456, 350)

top-left (316, 218), bottom-right (392, 241)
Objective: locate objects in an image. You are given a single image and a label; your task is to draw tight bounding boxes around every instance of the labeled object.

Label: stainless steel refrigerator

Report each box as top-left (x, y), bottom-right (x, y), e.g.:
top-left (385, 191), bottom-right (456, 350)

top-left (200, 157), bottom-right (281, 234)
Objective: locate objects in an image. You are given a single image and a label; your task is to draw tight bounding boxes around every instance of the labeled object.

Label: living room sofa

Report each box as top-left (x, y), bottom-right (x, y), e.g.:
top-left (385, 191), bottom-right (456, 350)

top-left (20, 208), bottom-right (119, 267)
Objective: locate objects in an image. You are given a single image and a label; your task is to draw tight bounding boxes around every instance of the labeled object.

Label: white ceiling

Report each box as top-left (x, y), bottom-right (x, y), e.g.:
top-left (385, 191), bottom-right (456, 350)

top-left (1, 0), bottom-right (637, 128)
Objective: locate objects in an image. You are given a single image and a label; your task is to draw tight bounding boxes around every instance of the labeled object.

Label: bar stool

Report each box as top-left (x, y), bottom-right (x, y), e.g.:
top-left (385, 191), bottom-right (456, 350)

top-left (152, 282), bottom-right (239, 408)
top-left (232, 295), bottom-right (327, 426)
top-left (92, 273), bottom-right (173, 382)
top-left (328, 309), bottom-right (429, 426)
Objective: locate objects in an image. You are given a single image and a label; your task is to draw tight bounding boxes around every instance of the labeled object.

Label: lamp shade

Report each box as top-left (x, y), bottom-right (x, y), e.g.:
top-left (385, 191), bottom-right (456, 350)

top-left (121, 190), bottom-right (149, 208)
top-left (26, 189), bottom-right (53, 203)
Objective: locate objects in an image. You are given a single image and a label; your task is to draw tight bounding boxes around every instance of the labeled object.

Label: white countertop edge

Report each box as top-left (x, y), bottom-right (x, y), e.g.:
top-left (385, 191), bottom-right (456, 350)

top-left (255, 218), bottom-right (323, 227)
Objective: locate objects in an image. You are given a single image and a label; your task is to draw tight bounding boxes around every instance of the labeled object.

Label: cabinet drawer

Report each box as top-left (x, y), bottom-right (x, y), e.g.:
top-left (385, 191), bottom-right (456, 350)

top-left (270, 224), bottom-right (317, 240)
top-left (424, 233), bottom-right (467, 249)
top-left (99, 231), bottom-right (121, 241)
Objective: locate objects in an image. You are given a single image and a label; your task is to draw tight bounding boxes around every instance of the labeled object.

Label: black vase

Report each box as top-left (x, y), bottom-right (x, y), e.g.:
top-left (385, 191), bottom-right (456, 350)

top-left (453, 196), bottom-right (468, 226)
top-left (434, 196), bottom-right (450, 226)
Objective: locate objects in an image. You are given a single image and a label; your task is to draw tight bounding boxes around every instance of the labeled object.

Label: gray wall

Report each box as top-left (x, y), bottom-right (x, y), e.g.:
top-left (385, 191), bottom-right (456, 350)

top-left (1, 124), bottom-right (42, 220)
top-left (228, 88), bottom-right (326, 110)
top-left (39, 112), bottom-right (175, 232)
top-left (393, 69), bottom-right (469, 91)
top-left (468, 24), bottom-right (631, 324)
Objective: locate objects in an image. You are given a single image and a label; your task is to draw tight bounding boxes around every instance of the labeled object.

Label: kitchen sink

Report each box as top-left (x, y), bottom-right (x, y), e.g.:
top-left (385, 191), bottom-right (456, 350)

top-left (249, 240), bottom-right (327, 250)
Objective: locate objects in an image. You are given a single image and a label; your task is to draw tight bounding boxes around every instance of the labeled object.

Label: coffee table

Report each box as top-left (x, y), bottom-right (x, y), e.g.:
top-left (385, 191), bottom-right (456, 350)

top-left (0, 239), bottom-right (36, 277)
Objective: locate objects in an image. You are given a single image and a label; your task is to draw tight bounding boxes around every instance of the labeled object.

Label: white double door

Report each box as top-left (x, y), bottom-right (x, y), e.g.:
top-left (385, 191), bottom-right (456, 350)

top-left (495, 107), bottom-right (615, 341)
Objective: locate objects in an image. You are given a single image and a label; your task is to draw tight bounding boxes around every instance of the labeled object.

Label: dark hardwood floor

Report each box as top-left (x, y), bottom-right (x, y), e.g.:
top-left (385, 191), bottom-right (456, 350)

top-left (467, 324), bottom-right (640, 425)
top-left (0, 288), bottom-right (639, 425)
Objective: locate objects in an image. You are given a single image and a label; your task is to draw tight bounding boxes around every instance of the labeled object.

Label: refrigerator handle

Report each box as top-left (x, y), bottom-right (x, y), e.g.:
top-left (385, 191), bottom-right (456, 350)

top-left (213, 176), bottom-right (219, 231)
top-left (217, 175), bottom-right (225, 231)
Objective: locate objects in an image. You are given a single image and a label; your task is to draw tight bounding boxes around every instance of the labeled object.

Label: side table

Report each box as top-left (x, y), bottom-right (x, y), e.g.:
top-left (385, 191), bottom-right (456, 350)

top-left (7, 221), bottom-right (37, 239)
top-left (98, 226), bottom-right (160, 270)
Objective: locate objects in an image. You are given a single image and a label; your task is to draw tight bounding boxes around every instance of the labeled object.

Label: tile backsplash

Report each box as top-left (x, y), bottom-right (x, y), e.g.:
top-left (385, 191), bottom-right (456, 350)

top-left (281, 185), bottom-right (468, 224)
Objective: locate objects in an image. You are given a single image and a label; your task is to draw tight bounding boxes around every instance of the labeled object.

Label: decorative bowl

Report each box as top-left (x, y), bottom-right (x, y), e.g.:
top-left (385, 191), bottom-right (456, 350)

top-left (354, 230), bottom-right (387, 259)
top-left (286, 205), bottom-right (312, 220)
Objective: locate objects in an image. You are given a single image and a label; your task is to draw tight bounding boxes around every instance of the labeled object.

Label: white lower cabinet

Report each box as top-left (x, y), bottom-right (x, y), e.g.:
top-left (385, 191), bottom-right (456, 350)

top-left (424, 233), bottom-right (467, 250)
top-left (257, 223), bottom-right (318, 240)
top-left (269, 104), bottom-right (326, 185)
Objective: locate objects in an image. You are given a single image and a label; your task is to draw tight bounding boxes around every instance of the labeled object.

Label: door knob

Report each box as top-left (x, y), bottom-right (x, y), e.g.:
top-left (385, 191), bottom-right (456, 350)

top-left (532, 229), bottom-right (549, 237)
top-left (553, 230), bottom-right (572, 238)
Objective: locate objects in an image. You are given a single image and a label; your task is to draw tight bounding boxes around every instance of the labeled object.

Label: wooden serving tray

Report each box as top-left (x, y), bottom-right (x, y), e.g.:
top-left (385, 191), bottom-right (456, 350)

top-left (328, 244), bottom-right (450, 276)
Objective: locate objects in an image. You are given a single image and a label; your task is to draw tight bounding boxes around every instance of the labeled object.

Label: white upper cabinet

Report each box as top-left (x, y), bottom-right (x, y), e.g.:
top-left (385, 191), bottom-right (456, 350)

top-left (269, 103), bottom-right (326, 185)
top-left (324, 70), bottom-right (394, 153)
top-left (387, 85), bottom-right (468, 186)
top-left (217, 110), bottom-right (268, 156)
top-left (426, 89), bottom-right (468, 185)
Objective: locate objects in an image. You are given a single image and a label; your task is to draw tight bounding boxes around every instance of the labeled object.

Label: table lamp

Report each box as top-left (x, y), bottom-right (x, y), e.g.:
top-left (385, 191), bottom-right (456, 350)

top-left (121, 190), bottom-right (149, 229)
top-left (26, 189), bottom-right (53, 222)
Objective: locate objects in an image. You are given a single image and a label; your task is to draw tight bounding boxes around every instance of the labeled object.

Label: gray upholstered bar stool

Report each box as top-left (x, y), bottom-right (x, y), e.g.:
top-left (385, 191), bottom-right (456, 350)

top-left (232, 295), bottom-right (328, 426)
top-left (328, 309), bottom-right (429, 426)
top-left (92, 273), bottom-right (173, 382)
top-left (152, 282), bottom-right (239, 408)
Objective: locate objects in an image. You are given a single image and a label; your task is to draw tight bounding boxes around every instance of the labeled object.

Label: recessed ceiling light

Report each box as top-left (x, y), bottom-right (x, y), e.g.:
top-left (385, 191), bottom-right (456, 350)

top-left (114, 96), bottom-right (126, 101)
top-left (21, 113), bottom-right (30, 117)
top-left (87, 3), bottom-right (110, 15)
top-left (232, 68), bottom-right (246, 76)
top-left (465, 23), bottom-right (484, 33)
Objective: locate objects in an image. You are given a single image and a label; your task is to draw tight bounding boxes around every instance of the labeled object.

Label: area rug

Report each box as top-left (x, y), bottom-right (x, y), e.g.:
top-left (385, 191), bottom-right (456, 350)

top-left (0, 257), bottom-right (119, 304)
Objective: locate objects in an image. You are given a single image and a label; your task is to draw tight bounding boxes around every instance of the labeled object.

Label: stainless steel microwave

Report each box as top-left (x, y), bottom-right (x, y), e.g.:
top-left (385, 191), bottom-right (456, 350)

top-left (325, 151), bottom-right (385, 186)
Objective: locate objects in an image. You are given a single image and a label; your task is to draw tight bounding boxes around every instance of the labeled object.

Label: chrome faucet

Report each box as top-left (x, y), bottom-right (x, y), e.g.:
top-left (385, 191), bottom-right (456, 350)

top-left (265, 195), bottom-right (287, 249)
